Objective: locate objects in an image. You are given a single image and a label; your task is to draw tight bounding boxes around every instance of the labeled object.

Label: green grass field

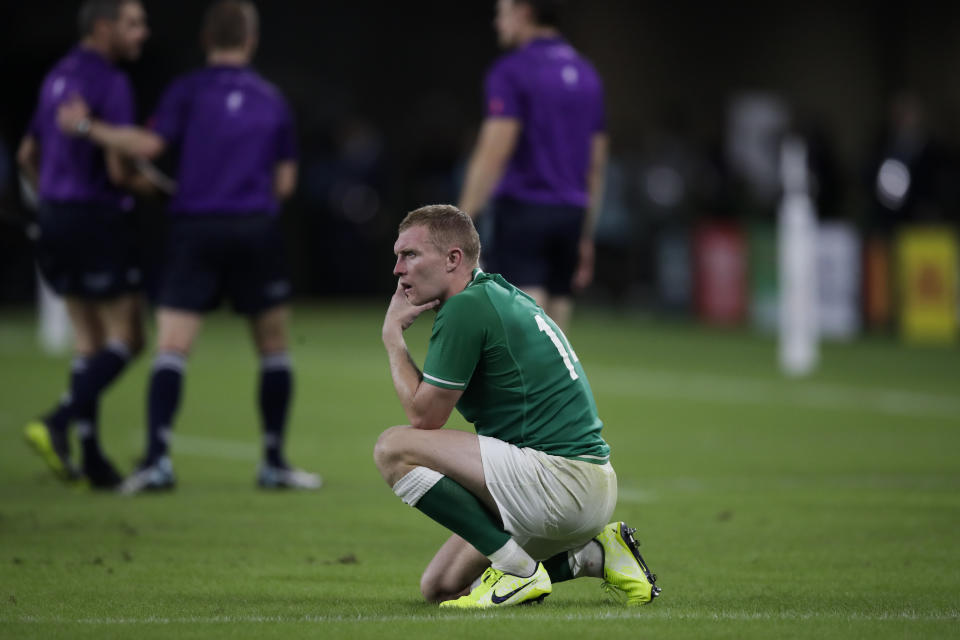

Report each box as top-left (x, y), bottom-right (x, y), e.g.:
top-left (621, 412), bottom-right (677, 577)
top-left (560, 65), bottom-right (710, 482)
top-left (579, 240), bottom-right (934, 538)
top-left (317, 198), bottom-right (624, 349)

top-left (1, 303), bottom-right (958, 639)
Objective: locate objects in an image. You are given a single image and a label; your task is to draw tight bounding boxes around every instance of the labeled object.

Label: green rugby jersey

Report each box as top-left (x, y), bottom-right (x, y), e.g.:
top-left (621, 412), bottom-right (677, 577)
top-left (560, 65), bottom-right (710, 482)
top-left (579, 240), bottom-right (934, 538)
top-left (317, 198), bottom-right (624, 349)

top-left (422, 269), bottom-right (610, 464)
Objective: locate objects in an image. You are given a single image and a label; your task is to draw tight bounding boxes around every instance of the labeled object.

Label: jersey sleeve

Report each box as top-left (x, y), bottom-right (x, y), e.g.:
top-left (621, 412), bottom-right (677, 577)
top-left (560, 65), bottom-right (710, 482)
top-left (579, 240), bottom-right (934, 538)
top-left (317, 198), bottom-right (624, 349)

top-left (149, 77), bottom-right (189, 145)
top-left (100, 74), bottom-right (135, 126)
top-left (275, 97), bottom-right (298, 161)
top-left (484, 60), bottom-right (521, 119)
top-left (421, 294), bottom-right (487, 390)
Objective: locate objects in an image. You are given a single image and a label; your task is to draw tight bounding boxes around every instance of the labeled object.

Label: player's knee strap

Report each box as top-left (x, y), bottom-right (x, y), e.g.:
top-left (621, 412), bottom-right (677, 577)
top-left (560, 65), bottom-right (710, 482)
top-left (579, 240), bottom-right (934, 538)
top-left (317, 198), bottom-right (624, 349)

top-left (392, 466), bottom-right (444, 507)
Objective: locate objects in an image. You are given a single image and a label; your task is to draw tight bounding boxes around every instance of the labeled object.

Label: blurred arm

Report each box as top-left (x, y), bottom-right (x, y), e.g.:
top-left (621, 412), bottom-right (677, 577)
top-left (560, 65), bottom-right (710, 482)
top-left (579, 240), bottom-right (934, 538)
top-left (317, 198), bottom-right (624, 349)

top-left (58, 99), bottom-right (169, 195)
top-left (88, 121), bottom-right (166, 160)
top-left (457, 118), bottom-right (520, 219)
top-left (58, 98), bottom-right (166, 160)
top-left (104, 154), bottom-right (177, 197)
top-left (16, 135), bottom-right (39, 190)
top-left (573, 132), bottom-right (610, 291)
top-left (274, 161), bottom-right (298, 201)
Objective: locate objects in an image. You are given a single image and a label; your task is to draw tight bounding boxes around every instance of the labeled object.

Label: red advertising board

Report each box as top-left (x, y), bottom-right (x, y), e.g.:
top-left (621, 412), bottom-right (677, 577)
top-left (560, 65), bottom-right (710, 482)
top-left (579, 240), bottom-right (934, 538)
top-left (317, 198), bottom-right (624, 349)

top-left (695, 223), bottom-right (747, 325)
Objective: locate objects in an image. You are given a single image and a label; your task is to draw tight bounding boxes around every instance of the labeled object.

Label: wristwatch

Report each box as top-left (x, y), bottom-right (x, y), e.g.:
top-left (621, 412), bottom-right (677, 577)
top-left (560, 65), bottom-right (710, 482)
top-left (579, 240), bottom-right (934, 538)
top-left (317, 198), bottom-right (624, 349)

top-left (74, 117), bottom-right (92, 137)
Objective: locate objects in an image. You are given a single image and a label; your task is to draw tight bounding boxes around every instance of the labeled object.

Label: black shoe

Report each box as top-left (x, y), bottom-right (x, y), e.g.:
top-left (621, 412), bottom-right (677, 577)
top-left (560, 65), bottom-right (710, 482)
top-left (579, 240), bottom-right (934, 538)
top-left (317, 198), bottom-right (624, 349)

top-left (82, 453), bottom-right (124, 489)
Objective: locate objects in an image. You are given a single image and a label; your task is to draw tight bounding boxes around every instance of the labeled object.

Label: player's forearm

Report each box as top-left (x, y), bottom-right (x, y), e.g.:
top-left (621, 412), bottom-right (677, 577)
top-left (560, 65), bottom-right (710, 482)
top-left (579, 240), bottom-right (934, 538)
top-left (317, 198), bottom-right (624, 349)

top-left (16, 138), bottom-right (39, 189)
top-left (122, 170), bottom-right (163, 196)
top-left (87, 121), bottom-right (165, 159)
top-left (19, 164), bottom-right (39, 192)
top-left (383, 332), bottom-right (426, 424)
top-left (458, 119), bottom-right (518, 218)
top-left (458, 152), bottom-right (505, 219)
top-left (383, 332), bottom-right (447, 430)
top-left (274, 162), bottom-right (297, 201)
top-left (582, 134), bottom-right (609, 241)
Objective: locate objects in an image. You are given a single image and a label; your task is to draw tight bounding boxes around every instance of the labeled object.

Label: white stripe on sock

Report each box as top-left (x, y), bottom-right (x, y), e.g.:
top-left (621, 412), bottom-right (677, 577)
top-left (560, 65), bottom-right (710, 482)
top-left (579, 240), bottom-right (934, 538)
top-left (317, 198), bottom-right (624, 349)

top-left (153, 352), bottom-right (186, 373)
top-left (391, 466), bottom-right (443, 507)
top-left (261, 352), bottom-right (292, 372)
top-left (106, 339), bottom-right (131, 361)
top-left (75, 420), bottom-right (93, 440)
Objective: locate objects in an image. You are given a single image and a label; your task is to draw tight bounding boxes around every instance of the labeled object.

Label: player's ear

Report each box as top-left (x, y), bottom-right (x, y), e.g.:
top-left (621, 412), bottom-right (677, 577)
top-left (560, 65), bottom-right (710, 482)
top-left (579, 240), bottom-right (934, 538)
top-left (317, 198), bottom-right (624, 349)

top-left (446, 248), bottom-right (463, 272)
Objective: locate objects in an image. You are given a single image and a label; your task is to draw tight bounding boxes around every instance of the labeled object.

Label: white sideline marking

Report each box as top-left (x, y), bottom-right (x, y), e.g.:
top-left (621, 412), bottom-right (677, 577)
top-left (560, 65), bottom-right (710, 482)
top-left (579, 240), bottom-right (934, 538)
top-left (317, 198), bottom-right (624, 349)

top-left (5, 610), bottom-right (959, 625)
top-left (591, 367), bottom-right (960, 419)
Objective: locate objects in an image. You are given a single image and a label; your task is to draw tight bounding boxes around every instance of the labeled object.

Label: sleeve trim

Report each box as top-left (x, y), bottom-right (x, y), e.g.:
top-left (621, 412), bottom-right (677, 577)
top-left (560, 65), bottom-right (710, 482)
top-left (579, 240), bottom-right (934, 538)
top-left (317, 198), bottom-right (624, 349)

top-left (423, 372), bottom-right (467, 388)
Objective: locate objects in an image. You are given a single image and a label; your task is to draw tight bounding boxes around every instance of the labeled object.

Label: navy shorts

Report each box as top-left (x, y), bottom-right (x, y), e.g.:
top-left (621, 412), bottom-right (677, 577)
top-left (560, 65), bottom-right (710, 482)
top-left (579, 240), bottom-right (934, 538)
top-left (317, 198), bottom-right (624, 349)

top-left (156, 215), bottom-right (291, 316)
top-left (34, 201), bottom-right (142, 299)
top-left (488, 198), bottom-right (585, 296)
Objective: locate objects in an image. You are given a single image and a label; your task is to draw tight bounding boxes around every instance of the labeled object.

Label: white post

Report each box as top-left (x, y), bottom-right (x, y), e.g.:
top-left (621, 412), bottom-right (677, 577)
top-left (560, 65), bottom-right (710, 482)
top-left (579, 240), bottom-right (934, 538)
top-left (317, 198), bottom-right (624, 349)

top-left (36, 269), bottom-right (72, 355)
top-left (778, 136), bottom-right (819, 376)
top-left (21, 172), bottom-right (72, 355)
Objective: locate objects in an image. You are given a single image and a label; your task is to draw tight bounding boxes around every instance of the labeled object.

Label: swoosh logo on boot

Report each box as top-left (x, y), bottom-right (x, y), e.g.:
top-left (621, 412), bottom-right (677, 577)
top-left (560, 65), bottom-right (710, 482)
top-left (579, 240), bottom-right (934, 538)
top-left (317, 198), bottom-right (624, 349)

top-left (490, 579), bottom-right (536, 605)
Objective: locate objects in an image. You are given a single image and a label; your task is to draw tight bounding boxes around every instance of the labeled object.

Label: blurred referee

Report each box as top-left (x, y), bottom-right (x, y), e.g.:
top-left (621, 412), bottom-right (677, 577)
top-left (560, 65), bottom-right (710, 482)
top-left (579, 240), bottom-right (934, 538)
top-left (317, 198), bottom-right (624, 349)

top-left (458, 0), bottom-right (608, 332)
top-left (58, 0), bottom-right (321, 493)
top-left (19, 0), bottom-right (150, 489)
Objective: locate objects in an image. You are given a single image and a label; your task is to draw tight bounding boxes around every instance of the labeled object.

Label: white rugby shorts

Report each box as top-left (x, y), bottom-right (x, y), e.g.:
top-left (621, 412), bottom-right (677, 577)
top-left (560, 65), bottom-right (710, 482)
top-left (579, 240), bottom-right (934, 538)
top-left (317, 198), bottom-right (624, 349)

top-left (478, 435), bottom-right (617, 560)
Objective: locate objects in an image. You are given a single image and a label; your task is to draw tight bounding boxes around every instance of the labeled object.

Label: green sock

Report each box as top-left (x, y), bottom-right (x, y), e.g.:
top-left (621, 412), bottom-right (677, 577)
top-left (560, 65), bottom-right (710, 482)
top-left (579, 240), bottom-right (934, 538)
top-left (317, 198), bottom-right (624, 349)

top-left (543, 551), bottom-right (575, 583)
top-left (415, 476), bottom-right (510, 556)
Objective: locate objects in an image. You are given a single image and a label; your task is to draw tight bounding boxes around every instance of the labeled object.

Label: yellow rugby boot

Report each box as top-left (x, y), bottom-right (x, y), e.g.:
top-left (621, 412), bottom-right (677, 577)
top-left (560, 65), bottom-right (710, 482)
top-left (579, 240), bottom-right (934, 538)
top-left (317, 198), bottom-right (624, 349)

top-left (440, 563), bottom-right (551, 609)
top-left (23, 420), bottom-right (80, 482)
top-left (597, 521), bottom-right (661, 605)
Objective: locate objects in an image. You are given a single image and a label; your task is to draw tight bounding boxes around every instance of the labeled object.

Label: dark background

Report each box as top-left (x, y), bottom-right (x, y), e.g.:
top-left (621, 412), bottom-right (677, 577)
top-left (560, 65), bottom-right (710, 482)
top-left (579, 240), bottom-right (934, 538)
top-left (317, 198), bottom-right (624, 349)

top-left (2, 0), bottom-right (959, 305)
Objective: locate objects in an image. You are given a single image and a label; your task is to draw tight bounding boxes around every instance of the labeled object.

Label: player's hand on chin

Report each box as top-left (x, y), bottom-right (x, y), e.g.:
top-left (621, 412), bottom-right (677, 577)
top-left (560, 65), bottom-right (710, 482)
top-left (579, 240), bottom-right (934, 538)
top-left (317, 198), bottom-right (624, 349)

top-left (383, 283), bottom-right (439, 337)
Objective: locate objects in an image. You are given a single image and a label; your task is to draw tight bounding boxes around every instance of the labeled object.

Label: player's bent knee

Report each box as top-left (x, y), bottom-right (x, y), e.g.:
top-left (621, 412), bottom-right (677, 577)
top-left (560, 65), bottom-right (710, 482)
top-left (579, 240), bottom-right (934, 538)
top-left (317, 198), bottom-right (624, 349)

top-left (373, 425), bottom-right (408, 478)
top-left (420, 570), bottom-right (467, 603)
top-left (420, 575), bottom-right (443, 603)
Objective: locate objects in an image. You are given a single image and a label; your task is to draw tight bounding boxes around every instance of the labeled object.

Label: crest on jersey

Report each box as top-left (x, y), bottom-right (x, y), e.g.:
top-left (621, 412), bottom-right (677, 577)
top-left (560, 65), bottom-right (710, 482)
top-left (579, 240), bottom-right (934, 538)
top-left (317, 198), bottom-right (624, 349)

top-left (226, 90), bottom-right (244, 112)
top-left (562, 65), bottom-right (579, 87)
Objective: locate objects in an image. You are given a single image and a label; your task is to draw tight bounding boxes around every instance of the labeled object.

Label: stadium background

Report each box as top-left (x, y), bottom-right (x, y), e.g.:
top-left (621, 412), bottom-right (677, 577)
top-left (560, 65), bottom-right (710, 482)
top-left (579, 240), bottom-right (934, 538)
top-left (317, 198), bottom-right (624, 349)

top-left (1, 0), bottom-right (959, 321)
top-left (0, 2), bottom-right (958, 637)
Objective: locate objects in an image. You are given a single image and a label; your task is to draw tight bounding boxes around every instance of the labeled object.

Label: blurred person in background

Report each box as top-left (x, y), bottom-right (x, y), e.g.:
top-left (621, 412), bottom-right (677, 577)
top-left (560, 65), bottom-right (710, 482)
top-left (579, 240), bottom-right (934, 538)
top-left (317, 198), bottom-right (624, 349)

top-left (58, 0), bottom-right (321, 493)
top-left (19, 0), bottom-right (150, 489)
top-left (866, 92), bottom-right (950, 231)
top-left (458, 0), bottom-right (607, 332)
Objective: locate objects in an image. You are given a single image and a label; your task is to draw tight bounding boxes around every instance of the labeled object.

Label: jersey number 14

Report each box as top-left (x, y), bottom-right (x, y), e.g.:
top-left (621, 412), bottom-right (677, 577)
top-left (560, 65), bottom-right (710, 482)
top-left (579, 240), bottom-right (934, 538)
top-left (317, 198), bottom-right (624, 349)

top-left (535, 314), bottom-right (580, 380)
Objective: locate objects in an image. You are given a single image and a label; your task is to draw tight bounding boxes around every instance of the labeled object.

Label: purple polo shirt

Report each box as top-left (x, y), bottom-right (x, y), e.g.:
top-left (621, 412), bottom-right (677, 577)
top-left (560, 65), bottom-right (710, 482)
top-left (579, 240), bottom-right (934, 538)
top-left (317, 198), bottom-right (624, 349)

top-left (28, 47), bottom-right (135, 209)
top-left (485, 37), bottom-right (605, 208)
top-left (150, 65), bottom-right (297, 216)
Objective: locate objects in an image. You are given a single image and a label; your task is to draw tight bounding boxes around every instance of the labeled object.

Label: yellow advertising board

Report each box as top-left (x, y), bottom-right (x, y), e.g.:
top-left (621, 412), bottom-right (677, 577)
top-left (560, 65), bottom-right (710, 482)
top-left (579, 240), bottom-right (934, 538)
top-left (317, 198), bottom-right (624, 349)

top-left (898, 227), bottom-right (958, 343)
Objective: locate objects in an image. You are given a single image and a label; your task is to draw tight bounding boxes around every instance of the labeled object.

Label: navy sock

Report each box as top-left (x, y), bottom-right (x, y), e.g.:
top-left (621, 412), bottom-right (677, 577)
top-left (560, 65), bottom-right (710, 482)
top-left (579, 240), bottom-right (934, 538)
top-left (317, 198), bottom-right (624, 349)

top-left (44, 355), bottom-right (88, 435)
top-left (146, 351), bottom-right (185, 464)
top-left (259, 352), bottom-right (292, 467)
top-left (75, 396), bottom-right (101, 462)
top-left (45, 342), bottom-right (131, 433)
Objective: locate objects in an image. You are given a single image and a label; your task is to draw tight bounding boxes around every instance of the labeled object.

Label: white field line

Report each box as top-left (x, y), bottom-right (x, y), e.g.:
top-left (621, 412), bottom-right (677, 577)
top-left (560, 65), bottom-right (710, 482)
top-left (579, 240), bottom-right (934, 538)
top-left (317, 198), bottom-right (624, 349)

top-left (154, 434), bottom-right (258, 461)
top-left (590, 367), bottom-right (960, 419)
top-left (4, 610), bottom-right (958, 625)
